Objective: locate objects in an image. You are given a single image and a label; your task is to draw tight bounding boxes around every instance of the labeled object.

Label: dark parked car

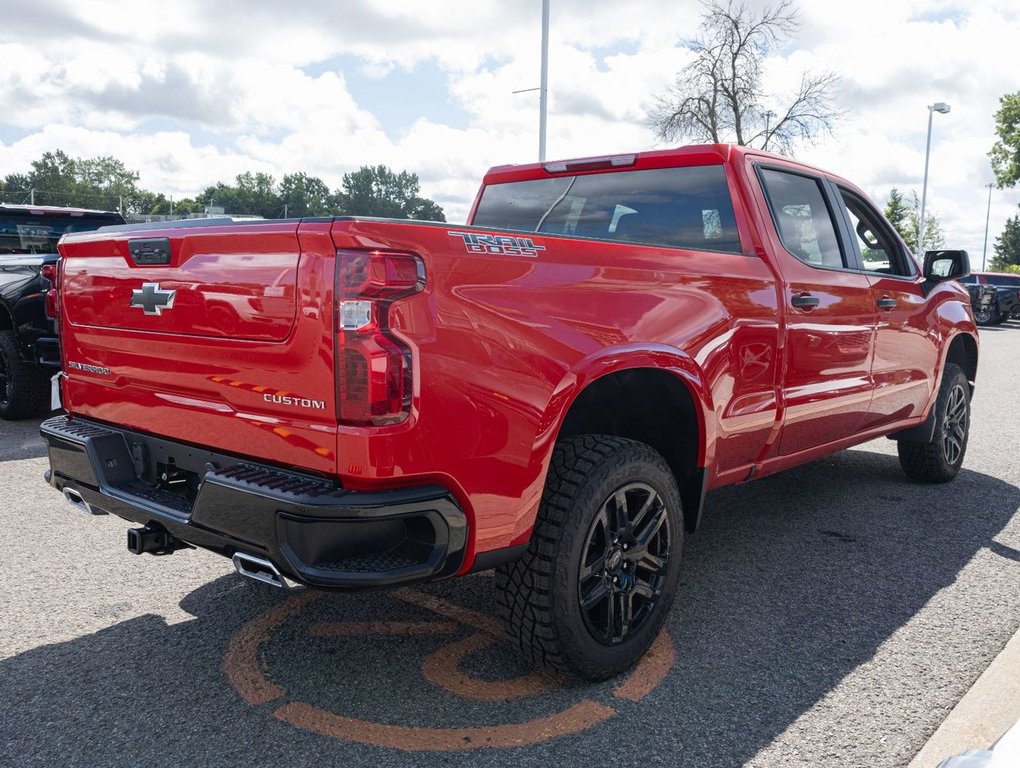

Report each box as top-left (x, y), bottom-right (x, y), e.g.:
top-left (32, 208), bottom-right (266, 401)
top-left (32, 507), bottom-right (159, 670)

top-left (965, 282), bottom-right (999, 325)
top-left (959, 271), bottom-right (1020, 325)
top-left (0, 203), bottom-right (125, 418)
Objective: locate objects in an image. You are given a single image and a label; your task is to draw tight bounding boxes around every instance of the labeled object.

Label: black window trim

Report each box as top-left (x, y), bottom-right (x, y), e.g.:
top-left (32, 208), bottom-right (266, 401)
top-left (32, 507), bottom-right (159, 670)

top-left (754, 162), bottom-right (853, 275)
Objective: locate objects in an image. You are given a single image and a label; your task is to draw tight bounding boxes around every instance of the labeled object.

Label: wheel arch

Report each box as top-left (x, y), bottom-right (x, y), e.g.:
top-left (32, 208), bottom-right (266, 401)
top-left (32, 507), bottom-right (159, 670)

top-left (0, 301), bottom-right (14, 331)
top-left (550, 349), bottom-right (710, 533)
top-left (892, 331), bottom-right (977, 445)
top-left (945, 331), bottom-right (978, 391)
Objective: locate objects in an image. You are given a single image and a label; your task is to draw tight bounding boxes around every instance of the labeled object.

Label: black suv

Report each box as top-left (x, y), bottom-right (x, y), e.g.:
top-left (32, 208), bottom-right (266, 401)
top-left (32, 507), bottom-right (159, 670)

top-left (958, 271), bottom-right (1020, 326)
top-left (0, 204), bottom-right (125, 419)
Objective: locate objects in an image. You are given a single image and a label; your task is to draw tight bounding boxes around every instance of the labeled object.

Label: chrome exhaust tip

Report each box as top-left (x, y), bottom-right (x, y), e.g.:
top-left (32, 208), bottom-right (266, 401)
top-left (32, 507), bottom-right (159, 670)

top-left (232, 552), bottom-right (295, 589)
top-left (63, 487), bottom-right (102, 515)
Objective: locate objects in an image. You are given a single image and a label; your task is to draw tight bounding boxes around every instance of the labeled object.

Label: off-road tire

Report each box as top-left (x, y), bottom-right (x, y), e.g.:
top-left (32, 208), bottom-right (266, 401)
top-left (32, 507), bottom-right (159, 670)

top-left (973, 302), bottom-right (995, 326)
top-left (0, 329), bottom-right (51, 420)
top-left (495, 435), bottom-right (683, 680)
top-left (897, 363), bottom-right (970, 483)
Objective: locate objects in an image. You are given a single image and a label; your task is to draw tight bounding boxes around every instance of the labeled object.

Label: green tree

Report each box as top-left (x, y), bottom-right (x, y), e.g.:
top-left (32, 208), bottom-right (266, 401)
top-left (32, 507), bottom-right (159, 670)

top-left (907, 190), bottom-right (945, 252)
top-left (335, 165), bottom-right (445, 221)
top-left (990, 92), bottom-right (1020, 188)
top-left (200, 172), bottom-right (280, 218)
top-left (3, 150), bottom-right (446, 222)
top-left (0, 172), bottom-right (32, 203)
top-left (990, 208), bottom-right (1020, 271)
top-left (883, 189), bottom-right (943, 252)
top-left (2, 150), bottom-right (149, 213)
top-left (279, 172), bottom-right (333, 217)
top-left (883, 188), bottom-right (911, 244)
top-left (135, 192), bottom-right (202, 216)
top-left (648, 0), bottom-right (841, 154)
top-left (25, 150), bottom-right (79, 206)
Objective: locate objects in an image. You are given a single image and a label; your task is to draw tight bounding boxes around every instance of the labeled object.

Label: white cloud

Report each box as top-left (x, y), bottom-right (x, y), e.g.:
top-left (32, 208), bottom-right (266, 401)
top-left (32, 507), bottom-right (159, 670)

top-left (0, 0), bottom-right (1017, 253)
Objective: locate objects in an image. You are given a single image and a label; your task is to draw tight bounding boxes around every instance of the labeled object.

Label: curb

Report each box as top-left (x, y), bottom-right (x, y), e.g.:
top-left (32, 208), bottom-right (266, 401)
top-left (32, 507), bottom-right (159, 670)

top-left (908, 625), bottom-right (1020, 767)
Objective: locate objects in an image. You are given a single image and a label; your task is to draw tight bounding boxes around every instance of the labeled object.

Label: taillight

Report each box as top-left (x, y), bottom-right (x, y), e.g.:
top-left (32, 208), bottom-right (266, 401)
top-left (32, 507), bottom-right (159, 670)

top-left (41, 262), bottom-right (60, 319)
top-left (335, 249), bottom-right (424, 426)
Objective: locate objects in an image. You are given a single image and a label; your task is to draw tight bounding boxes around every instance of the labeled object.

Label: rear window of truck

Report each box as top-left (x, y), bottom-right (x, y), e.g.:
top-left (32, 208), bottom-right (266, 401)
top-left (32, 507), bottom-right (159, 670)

top-left (472, 165), bottom-right (741, 253)
top-left (0, 211), bottom-right (123, 254)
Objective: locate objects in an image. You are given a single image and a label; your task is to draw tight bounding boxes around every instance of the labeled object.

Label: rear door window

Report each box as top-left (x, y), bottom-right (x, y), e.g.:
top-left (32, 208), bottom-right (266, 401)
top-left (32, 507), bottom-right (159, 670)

top-left (757, 168), bottom-right (847, 269)
top-left (473, 165), bottom-right (741, 253)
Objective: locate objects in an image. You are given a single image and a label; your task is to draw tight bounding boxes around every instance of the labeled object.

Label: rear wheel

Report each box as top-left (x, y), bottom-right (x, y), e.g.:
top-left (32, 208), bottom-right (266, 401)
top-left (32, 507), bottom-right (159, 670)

top-left (0, 330), bottom-right (51, 420)
top-left (897, 363), bottom-right (970, 483)
top-left (973, 302), bottom-right (994, 325)
top-left (495, 435), bottom-right (683, 680)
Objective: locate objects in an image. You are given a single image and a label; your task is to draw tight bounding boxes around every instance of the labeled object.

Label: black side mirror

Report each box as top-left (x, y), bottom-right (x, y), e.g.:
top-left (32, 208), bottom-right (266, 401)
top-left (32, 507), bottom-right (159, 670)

top-left (923, 249), bottom-right (971, 282)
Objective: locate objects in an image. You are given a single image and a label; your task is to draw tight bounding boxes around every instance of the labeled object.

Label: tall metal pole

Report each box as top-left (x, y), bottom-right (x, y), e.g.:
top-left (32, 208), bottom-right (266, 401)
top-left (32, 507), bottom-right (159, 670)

top-left (919, 102), bottom-right (950, 254)
top-left (919, 107), bottom-right (935, 255)
top-left (982, 183), bottom-right (993, 271)
top-left (539, 0), bottom-right (549, 162)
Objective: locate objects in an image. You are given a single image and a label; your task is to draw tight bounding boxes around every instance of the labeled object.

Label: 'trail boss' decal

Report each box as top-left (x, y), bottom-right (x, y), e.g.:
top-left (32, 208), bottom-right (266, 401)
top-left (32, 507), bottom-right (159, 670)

top-left (448, 231), bottom-right (545, 258)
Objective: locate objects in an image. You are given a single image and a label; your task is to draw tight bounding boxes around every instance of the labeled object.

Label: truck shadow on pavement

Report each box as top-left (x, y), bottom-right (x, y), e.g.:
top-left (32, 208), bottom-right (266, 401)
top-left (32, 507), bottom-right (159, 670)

top-left (0, 414), bottom-right (50, 462)
top-left (2, 449), bottom-right (1018, 768)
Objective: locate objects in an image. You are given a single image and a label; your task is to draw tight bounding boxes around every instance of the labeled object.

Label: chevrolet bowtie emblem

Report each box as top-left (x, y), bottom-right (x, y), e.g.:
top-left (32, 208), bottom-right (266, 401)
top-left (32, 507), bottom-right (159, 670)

top-left (130, 282), bottom-right (176, 315)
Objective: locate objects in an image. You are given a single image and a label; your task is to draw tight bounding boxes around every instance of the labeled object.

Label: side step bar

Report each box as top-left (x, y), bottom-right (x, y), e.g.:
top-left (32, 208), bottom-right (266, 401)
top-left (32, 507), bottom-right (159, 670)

top-left (232, 552), bottom-right (296, 589)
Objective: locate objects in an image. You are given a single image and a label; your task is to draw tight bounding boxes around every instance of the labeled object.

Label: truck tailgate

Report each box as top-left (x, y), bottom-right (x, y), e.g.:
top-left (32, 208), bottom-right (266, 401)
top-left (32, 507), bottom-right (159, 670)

top-left (57, 220), bottom-right (338, 474)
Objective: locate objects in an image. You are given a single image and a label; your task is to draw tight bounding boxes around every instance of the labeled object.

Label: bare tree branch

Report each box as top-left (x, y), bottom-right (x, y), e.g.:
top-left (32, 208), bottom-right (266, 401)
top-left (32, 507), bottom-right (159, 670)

top-left (647, 0), bottom-right (842, 155)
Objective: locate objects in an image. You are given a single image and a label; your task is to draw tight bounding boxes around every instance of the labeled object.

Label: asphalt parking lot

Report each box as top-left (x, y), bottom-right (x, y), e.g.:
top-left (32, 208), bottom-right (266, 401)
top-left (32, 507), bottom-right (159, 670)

top-left (2, 329), bottom-right (1019, 768)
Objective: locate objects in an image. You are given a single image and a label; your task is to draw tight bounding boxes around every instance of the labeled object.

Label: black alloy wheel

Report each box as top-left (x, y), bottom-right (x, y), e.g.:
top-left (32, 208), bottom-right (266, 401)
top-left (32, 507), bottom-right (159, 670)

top-left (941, 378), bottom-right (968, 466)
top-left (973, 302), bottom-right (994, 325)
top-left (578, 482), bottom-right (671, 645)
top-left (496, 435), bottom-right (684, 680)
top-left (898, 362), bottom-right (970, 483)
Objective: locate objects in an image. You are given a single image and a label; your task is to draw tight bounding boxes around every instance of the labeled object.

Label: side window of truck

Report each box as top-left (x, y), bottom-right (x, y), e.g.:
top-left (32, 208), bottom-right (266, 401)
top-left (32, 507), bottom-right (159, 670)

top-left (836, 188), bottom-right (916, 278)
top-left (473, 165), bottom-right (742, 253)
top-left (758, 168), bottom-right (847, 269)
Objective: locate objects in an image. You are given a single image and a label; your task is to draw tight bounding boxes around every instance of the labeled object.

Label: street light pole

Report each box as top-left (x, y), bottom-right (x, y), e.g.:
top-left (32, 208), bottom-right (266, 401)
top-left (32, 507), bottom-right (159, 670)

top-left (919, 102), bottom-right (950, 254)
top-left (982, 183), bottom-right (993, 271)
top-left (539, 0), bottom-right (549, 162)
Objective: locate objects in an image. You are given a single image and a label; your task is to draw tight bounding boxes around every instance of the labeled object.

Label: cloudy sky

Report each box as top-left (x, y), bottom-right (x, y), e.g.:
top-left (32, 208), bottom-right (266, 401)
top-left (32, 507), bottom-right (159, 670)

top-left (1, 0), bottom-right (1017, 263)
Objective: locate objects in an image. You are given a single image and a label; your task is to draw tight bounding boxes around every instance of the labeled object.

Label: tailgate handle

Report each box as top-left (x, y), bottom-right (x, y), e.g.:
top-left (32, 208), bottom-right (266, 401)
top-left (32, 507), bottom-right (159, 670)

top-left (129, 237), bottom-right (171, 266)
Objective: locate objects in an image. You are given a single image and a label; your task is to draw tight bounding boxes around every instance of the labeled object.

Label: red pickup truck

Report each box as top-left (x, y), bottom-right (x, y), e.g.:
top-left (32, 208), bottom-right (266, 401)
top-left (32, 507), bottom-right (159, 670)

top-left (42, 145), bottom-right (977, 679)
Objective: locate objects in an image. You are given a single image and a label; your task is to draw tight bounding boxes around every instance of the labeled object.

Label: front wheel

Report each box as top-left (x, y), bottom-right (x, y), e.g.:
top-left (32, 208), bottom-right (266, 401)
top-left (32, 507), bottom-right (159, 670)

top-left (495, 435), bottom-right (683, 680)
top-left (897, 363), bottom-right (970, 483)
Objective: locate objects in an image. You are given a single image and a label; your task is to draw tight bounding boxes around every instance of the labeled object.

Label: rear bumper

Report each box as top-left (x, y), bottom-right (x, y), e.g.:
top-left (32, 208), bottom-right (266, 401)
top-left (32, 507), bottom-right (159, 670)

top-left (40, 415), bottom-right (468, 590)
